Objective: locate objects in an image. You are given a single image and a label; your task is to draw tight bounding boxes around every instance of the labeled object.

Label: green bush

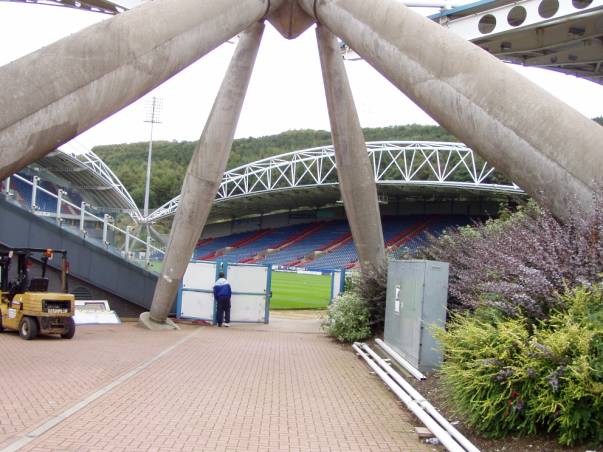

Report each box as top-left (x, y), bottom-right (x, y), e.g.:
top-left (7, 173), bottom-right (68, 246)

top-left (322, 291), bottom-right (372, 343)
top-left (436, 284), bottom-right (603, 446)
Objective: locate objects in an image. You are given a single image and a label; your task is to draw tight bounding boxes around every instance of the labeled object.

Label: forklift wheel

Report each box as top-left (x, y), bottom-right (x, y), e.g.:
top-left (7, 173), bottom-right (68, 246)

top-left (19, 317), bottom-right (38, 340)
top-left (61, 317), bottom-right (76, 340)
top-left (0, 314), bottom-right (3, 333)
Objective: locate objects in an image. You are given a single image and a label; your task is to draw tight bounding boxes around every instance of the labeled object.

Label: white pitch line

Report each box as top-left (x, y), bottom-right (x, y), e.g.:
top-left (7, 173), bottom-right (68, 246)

top-left (1, 328), bottom-right (201, 452)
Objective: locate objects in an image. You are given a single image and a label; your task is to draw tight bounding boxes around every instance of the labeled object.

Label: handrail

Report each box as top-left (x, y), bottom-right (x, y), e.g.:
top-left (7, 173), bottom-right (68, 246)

top-left (2, 174), bottom-right (165, 269)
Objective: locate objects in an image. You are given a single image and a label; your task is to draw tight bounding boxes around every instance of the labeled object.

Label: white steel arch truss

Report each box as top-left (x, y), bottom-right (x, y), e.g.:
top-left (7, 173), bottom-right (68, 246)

top-left (75, 150), bottom-right (141, 215)
top-left (43, 148), bottom-right (143, 220)
top-left (146, 141), bottom-right (522, 223)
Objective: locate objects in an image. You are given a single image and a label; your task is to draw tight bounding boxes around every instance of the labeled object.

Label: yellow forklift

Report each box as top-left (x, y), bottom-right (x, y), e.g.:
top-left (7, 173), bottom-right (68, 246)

top-left (0, 248), bottom-right (75, 340)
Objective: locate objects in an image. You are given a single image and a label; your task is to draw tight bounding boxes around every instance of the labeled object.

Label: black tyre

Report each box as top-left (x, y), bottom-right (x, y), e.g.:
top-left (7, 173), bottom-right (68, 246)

top-left (19, 317), bottom-right (38, 340)
top-left (61, 317), bottom-right (76, 339)
top-left (0, 313), bottom-right (3, 333)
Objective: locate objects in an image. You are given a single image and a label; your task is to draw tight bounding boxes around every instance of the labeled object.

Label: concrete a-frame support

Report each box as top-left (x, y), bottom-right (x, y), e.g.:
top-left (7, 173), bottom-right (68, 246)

top-left (316, 26), bottom-right (385, 273)
top-left (299, 0), bottom-right (603, 220)
top-left (0, 0), bottom-right (283, 181)
top-left (141, 22), bottom-right (266, 328)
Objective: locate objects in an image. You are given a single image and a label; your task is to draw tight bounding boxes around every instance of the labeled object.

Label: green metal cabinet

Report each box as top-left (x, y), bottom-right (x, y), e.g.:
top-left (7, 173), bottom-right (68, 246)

top-left (384, 259), bottom-right (449, 373)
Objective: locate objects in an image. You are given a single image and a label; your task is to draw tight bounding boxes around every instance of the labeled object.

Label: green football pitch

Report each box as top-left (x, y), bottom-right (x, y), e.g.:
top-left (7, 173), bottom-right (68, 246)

top-left (270, 271), bottom-right (331, 310)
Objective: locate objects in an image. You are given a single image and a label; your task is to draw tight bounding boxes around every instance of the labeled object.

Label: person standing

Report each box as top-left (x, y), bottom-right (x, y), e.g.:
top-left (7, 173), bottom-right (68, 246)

top-left (213, 271), bottom-right (232, 327)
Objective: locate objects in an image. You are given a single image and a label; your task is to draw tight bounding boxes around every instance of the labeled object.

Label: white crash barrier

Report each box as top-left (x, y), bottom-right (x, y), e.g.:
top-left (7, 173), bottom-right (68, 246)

top-left (74, 300), bottom-right (121, 325)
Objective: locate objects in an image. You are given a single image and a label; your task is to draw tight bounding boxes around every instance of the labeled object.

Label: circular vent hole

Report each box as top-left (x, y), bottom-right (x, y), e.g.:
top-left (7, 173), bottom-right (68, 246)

top-left (572, 0), bottom-right (593, 8)
top-left (508, 6), bottom-right (527, 26)
top-left (478, 14), bottom-right (497, 34)
top-left (538, 0), bottom-right (559, 18)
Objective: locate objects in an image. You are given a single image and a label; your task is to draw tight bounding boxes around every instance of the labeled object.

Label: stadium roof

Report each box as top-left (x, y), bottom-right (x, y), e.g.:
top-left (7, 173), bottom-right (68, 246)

top-left (147, 141), bottom-right (524, 224)
top-left (30, 147), bottom-right (141, 218)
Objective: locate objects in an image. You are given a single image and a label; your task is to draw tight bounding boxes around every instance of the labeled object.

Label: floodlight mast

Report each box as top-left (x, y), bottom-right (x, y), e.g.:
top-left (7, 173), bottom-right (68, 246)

top-left (143, 96), bottom-right (162, 218)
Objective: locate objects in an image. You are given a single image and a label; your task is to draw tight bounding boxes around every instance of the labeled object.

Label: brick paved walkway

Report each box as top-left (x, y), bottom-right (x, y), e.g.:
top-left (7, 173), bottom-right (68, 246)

top-left (1, 317), bottom-right (429, 452)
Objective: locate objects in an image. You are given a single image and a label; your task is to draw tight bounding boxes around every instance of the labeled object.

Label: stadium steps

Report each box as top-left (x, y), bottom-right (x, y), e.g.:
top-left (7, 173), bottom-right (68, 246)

top-left (199, 229), bottom-right (272, 260)
top-left (242, 222), bottom-right (326, 264)
top-left (339, 217), bottom-right (436, 269)
top-left (290, 231), bottom-right (353, 267)
top-left (385, 217), bottom-right (436, 251)
top-left (196, 237), bottom-right (214, 248)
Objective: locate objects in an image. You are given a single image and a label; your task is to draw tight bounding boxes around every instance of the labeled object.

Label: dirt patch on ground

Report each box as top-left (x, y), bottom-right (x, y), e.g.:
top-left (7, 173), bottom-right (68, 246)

top-left (270, 309), bottom-right (327, 320)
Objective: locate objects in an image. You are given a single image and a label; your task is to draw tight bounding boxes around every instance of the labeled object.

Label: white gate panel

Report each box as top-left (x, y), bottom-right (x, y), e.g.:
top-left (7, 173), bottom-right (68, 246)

top-left (227, 265), bottom-right (268, 293)
top-left (183, 261), bottom-right (216, 289)
top-left (180, 291), bottom-right (214, 320)
top-left (231, 296), bottom-right (267, 322)
top-left (228, 264), bottom-right (269, 323)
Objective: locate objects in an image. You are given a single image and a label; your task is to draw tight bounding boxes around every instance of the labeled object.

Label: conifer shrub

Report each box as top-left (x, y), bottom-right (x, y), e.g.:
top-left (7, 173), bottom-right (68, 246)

top-left (437, 284), bottom-right (603, 446)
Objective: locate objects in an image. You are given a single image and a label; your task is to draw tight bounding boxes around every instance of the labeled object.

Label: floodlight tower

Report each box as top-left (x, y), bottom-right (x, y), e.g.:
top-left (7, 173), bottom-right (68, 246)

top-left (143, 96), bottom-right (162, 218)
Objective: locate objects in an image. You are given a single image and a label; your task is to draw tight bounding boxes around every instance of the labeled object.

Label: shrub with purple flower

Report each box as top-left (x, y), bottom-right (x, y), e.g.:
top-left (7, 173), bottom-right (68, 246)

top-left (417, 196), bottom-right (603, 320)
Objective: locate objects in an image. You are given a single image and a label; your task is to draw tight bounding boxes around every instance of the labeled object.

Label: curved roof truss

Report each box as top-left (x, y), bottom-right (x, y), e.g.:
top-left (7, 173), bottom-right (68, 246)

top-left (146, 141), bottom-right (522, 223)
top-left (34, 148), bottom-right (142, 219)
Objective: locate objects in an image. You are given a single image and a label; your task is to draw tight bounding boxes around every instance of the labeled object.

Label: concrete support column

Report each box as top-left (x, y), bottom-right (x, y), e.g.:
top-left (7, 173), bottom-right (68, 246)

top-left (0, 0), bottom-right (283, 180)
top-left (142, 22), bottom-right (265, 328)
top-left (299, 0), bottom-right (603, 220)
top-left (316, 26), bottom-right (385, 273)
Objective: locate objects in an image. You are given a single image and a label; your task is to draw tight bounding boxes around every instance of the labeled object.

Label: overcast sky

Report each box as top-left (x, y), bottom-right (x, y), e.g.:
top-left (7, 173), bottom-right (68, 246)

top-left (1, 2), bottom-right (603, 152)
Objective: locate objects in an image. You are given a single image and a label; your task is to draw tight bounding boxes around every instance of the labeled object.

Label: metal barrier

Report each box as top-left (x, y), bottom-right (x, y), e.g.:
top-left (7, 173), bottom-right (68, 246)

top-left (1, 174), bottom-right (165, 270)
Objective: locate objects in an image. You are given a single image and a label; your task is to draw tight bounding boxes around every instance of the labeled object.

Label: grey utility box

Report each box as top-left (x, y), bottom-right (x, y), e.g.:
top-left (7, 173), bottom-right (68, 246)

top-left (384, 259), bottom-right (449, 373)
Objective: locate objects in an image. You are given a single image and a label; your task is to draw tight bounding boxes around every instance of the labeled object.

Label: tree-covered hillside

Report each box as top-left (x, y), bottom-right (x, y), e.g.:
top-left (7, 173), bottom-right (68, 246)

top-left (94, 119), bottom-right (603, 210)
top-left (93, 125), bottom-right (456, 209)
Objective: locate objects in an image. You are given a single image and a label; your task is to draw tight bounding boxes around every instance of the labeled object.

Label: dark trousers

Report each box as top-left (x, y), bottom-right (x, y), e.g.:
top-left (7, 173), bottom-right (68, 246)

top-left (216, 298), bottom-right (231, 325)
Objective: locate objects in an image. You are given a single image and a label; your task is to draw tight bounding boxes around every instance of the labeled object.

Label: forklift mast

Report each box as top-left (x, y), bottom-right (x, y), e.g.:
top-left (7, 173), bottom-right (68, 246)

top-left (0, 248), bottom-right (69, 295)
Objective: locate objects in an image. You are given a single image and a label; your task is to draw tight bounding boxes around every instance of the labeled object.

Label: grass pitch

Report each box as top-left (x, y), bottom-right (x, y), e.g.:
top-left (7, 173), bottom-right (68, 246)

top-left (270, 271), bottom-right (331, 310)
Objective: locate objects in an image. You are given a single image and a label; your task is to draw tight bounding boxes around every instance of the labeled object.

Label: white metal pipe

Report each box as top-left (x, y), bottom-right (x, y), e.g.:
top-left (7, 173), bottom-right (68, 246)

top-left (103, 214), bottom-right (110, 246)
top-left (79, 202), bottom-right (87, 234)
top-left (31, 176), bottom-right (39, 210)
top-left (56, 189), bottom-right (63, 224)
top-left (375, 338), bottom-right (426, 380)
top-left (4, 177), bottom-right (10, 195)
top-left (352, 343), bottom-right (464, 452)
top-left (125, 226), bottom-right (132, 257)
top-left (145, 226), bottom-right (151, 265)
top-left (361, 343), bottom-right (480, 452)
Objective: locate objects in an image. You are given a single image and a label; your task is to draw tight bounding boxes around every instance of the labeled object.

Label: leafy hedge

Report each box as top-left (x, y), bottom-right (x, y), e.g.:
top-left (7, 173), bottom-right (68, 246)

top-left (418, 199), bottom-right (603, 319)
top-left (437, 284), bottom-right (603, 446)
top-left (322, 291), bottom-right (372, 343)
top-left (322, 262), bottom-right (390, 342)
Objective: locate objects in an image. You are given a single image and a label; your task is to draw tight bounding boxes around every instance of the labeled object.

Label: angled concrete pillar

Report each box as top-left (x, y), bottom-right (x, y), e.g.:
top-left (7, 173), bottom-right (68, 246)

top-left (299, 0), bottom-right (603, 220)
top-left (316, 25), bottom-right (385, 273)
top-left (0, 0), bottom-right (283, 180)
top-left (141, 22), bottom-right (265, 328)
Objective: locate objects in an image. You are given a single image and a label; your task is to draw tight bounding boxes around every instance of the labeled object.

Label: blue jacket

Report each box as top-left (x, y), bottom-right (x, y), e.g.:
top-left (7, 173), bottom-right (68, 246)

top-left (213, 277), bottom-right (232, 301)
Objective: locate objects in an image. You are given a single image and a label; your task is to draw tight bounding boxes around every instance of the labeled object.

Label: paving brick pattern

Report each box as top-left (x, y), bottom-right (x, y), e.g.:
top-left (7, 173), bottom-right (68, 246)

top-left (3, 320), bottom-right (428, 451)
top-left (0, 324), bottom-right (192, 449)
